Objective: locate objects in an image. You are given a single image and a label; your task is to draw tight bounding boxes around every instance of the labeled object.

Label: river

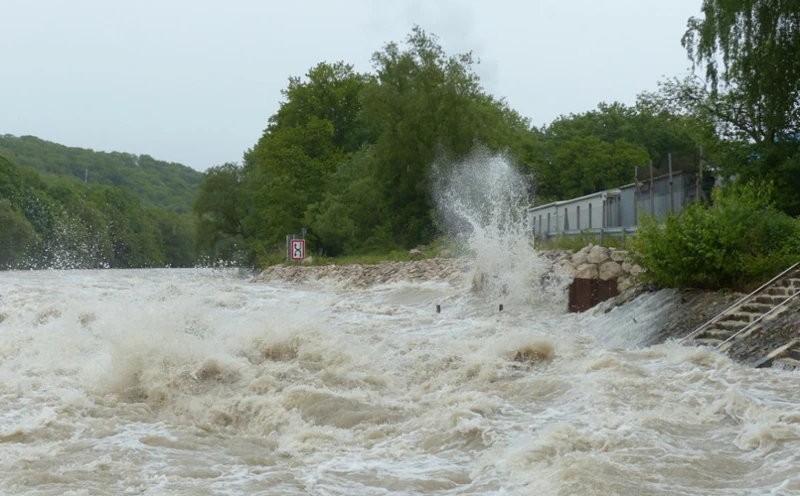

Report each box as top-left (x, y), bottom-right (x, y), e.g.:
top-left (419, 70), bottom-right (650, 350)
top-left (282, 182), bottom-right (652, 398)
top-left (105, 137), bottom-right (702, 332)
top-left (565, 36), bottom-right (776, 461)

top-left (1, 268), bottom-right (800, 495)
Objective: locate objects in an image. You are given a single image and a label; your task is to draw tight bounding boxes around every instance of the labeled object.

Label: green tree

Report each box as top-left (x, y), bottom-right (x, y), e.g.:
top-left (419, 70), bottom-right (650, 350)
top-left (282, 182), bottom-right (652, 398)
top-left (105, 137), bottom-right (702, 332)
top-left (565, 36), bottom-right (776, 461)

top-left (305, 147), bottom-right (388, 255)
top-left (0, 199), bottom-right (38, 268)
top-left (194, 163), bottom-right (247, 262)
top-left (241, 62), bottom-right (369, 259)
top-left (0, 134), bottom-right (203, 213)
top-left (634, 181), bottom-right (800, 289)
top-left (536, 136), bottom-right (650, 200)
top-left (678, 1), bottom-right (800, 214)
top-left (360, 27), bottom-right (532, 247)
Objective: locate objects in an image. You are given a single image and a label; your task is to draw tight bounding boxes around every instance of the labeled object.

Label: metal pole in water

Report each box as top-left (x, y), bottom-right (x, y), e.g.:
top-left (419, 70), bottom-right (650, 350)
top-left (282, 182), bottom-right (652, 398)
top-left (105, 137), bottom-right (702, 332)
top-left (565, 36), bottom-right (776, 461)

top-left (436, 304), bottom-right (441, 314)
top-left (499, 304), bottom-right (504, 312)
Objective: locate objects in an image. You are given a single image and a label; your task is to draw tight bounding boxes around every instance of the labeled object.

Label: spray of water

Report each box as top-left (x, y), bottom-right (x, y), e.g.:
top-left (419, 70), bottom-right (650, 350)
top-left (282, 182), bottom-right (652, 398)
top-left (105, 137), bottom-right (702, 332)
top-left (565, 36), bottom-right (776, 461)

top-left (433, 147), bottom-right (571, 308)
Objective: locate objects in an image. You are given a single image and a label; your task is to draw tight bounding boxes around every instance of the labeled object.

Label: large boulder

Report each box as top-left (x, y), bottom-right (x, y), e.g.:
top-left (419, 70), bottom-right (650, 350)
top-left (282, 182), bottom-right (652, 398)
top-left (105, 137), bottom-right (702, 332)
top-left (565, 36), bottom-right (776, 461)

top-left (610, 250), bottom-right (628, 262)
top-left (575, 263), bottom-right (599, 279)
top-left (409, 248), bottom-right (424, 260)
top-left (571, 249), bottom-right (589, 266)
top-left (587, 245), bottom-right (611, 264)
top-left (599, 261), bottom-right (623, 281)
top-left (617, 275), bottom-right (635, 293)
top-left (557, 258), bottom-right (577, 276)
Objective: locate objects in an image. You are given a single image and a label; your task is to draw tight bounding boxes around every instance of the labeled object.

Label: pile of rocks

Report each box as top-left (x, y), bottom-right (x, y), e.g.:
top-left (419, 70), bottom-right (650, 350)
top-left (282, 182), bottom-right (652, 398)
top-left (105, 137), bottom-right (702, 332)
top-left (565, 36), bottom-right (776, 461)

top-left (252, 258), bottom-right (469, 288)
top-left (550, 244), bottom-right (644, 293)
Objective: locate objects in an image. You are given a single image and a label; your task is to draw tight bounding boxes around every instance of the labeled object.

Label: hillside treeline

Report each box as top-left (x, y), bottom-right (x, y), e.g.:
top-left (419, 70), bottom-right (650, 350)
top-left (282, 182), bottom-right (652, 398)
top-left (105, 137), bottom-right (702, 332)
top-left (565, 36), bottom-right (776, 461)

top-left (0, 154), bottom-right (196, 269)
top-left (0, 134), bottom-right (203, 214)
top-left (194, 28), bottom-right (711, 264)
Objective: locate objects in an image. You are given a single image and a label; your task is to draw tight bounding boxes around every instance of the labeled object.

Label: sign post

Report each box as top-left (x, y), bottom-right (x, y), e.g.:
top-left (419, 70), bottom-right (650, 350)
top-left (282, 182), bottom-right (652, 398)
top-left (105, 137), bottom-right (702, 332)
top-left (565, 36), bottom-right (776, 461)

top-left (289, 238), bottom-right (306, 262)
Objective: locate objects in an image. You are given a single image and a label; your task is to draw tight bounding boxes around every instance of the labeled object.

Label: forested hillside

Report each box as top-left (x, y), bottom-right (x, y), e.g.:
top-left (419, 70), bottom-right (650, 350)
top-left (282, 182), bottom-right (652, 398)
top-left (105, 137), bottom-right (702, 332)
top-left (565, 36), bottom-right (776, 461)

top-left (0, 153), bottom-right (197, 269)
top-left (0, 135), bottom-right (202, 213)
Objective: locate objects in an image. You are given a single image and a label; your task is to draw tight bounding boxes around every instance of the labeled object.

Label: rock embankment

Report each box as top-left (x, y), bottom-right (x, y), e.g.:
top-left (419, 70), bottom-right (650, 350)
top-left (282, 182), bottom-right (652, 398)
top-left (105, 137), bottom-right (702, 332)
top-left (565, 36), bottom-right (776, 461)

top-left (252, 258), bottom-right (470, 288)
top-left (547, 244), bottom-right (644, 293)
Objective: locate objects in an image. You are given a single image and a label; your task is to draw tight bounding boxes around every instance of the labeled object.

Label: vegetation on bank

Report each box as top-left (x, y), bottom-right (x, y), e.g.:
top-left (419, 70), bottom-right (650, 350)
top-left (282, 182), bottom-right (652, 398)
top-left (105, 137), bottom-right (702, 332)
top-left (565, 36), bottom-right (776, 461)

top-left (634, 182), bottom-right (800, 291)
top-left (259, 237), bottom-right (464, 267)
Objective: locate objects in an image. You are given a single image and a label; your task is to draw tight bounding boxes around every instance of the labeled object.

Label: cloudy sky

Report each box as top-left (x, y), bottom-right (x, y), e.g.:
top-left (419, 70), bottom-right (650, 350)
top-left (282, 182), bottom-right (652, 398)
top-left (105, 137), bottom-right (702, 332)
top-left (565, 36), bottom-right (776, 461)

top-left (1, 0), bottom-right (701, 171)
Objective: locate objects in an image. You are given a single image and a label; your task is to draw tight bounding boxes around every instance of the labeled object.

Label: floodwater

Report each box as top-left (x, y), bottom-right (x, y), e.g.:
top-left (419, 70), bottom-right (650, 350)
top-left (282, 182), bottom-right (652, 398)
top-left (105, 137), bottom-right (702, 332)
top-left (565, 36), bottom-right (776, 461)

top-left (2, 268), bottom-right (800, 495)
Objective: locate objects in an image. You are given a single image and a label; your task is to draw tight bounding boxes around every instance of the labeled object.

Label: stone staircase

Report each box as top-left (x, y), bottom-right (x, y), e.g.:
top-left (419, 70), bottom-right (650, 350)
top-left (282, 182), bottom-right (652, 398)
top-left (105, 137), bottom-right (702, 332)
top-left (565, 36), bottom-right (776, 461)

top-left (681, 263), bottom-right (800, 352)
top-left (754, 339), bottom-right (800, 369)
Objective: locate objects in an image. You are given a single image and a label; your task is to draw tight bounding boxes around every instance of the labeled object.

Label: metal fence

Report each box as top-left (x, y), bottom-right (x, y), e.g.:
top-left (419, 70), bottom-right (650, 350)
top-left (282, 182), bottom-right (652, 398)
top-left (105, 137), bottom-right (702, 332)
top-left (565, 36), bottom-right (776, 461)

top-left (528, 152), bottom-right (712, 240)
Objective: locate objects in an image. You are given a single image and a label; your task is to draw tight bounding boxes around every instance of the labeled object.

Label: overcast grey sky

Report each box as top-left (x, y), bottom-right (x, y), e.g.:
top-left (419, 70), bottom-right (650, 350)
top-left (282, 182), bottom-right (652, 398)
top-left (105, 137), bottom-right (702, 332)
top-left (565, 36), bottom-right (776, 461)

top-left (0, 0), bottom-right (701, 171)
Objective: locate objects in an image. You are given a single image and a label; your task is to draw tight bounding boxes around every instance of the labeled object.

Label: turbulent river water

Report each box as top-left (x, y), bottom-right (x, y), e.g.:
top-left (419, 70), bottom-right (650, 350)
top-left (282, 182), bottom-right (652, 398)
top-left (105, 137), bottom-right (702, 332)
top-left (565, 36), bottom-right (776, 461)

top-left (2, 268), bottom-right (800, 495)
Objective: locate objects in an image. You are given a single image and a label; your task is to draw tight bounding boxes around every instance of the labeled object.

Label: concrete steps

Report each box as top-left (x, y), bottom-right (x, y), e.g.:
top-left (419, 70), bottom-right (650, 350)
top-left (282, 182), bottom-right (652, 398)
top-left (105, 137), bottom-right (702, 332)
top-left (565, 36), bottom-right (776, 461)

top-left (772, 357), bottom-right (800, 370)
top-left (754, 341), bottom-right (800, 369)
top-left (682, 265), bottom-right (800, 364)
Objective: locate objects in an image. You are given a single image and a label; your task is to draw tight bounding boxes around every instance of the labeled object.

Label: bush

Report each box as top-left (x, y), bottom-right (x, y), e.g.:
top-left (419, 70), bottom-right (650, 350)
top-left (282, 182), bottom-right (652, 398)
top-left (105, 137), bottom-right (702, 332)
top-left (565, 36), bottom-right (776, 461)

top-left (633, 181), bottom-right (800, 290)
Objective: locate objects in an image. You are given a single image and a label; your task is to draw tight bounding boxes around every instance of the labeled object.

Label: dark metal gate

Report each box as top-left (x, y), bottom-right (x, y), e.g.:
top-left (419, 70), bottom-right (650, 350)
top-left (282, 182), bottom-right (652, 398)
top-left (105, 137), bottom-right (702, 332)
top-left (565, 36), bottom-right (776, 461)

top-left (568, 278), bottom-right (619, 312)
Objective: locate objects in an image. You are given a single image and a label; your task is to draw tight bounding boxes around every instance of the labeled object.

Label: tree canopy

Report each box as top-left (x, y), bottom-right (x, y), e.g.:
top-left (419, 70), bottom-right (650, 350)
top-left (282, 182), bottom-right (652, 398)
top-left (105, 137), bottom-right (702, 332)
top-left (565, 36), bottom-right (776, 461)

top-left (0, 153), bottom-right (198, 269)
top-left (0, 135), bottom-right (203, 214)
top-left (195, 27), bottom-right (706, 264)
top-left (674, 0), bottom-right (800, 214)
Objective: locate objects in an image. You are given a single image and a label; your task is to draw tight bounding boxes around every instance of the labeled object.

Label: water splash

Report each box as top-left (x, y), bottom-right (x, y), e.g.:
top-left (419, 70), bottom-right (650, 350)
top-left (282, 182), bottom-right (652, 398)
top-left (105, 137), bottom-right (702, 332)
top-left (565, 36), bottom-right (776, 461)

top-left (433, 148), bottom-right (570, 308)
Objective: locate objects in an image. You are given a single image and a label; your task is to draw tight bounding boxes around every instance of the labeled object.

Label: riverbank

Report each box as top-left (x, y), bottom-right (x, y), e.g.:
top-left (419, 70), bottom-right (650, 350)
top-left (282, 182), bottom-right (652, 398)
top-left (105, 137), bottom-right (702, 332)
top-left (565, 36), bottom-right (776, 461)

top-left (253, 257), bottom-right (470, 287)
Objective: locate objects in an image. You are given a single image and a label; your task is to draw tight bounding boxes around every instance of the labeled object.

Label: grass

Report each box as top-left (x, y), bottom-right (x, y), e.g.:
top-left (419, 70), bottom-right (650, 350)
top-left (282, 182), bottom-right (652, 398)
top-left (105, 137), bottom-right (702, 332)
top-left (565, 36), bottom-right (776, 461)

top-left (535, 232), bottom-right (633, 252)
top-left (260, 232), bottom-right (635, 268)
top-left (260, 237), bottom-right (467, 268)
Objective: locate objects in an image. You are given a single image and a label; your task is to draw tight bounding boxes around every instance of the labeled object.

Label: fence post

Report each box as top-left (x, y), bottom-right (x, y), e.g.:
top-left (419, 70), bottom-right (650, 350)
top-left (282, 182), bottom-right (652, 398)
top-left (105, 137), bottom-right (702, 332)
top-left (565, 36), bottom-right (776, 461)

top-left (649, 160), bottom-right (654, 216)
top-left (696, 146), bottom-right (703, 200)
top-left (634, 166), bottom-right (639, 226)
top-left (589, 202), bottom-right (592, 229)
top-left (669, 152), bottom-right (674, 213)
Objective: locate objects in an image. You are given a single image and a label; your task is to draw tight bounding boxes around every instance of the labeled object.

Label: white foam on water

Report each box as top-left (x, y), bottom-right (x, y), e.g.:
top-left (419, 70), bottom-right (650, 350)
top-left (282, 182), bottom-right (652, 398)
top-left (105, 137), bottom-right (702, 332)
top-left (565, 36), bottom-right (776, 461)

top-left (2, 269), bottom-right (800, 495)
top-left (433, 148), bottom-right (571, 311)
top-left (0, 151), bottom-right (798, 495)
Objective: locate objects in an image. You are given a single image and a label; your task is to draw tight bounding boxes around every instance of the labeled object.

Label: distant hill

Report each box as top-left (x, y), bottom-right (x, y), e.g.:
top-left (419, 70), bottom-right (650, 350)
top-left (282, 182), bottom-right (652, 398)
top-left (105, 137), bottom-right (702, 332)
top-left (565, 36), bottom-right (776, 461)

top-left (0, 134), bottom-right (203, 214)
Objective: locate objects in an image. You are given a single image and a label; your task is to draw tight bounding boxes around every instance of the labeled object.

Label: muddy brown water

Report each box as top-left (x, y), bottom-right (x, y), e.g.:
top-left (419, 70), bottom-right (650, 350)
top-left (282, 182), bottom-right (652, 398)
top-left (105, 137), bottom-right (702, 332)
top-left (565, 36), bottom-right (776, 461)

top-left (1, 269), bottom-right (800, 495)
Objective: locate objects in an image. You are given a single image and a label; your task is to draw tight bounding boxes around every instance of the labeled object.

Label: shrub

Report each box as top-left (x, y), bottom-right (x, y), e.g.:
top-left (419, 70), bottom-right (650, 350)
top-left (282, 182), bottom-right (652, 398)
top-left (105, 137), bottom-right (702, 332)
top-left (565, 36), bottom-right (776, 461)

top-left (633, 181), bottom-right (800, 290)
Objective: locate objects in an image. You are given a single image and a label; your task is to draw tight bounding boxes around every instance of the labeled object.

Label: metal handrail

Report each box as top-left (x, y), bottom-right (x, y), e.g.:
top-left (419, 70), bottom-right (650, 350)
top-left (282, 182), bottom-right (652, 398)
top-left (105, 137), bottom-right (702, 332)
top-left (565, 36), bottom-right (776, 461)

top-left (679, 261), bottom-right (800, 344)
top-left (715, 290), bottom-right (800, 349)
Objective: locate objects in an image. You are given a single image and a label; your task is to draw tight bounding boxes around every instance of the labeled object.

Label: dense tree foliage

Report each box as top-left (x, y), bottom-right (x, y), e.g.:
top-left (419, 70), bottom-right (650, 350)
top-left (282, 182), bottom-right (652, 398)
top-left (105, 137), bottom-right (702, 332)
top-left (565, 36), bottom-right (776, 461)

top-left (195, 28), bottom-right (707, 264)
top-left (634, 181), bottom-right (800, 290)
top-left (533, 99), bottom-right (715, 203)
top-left (0, 154), bottom-right (197, 269)
top-left (0, 135), bottom-right (203, 213)
top-left (669, 0), bottom-right (800, 214)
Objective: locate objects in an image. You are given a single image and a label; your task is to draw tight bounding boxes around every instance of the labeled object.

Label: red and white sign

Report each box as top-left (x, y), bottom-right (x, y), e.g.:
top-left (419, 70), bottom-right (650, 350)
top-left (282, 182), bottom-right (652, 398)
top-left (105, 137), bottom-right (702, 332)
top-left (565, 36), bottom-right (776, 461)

top-left (290, 239), bottom-right (306, 261)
